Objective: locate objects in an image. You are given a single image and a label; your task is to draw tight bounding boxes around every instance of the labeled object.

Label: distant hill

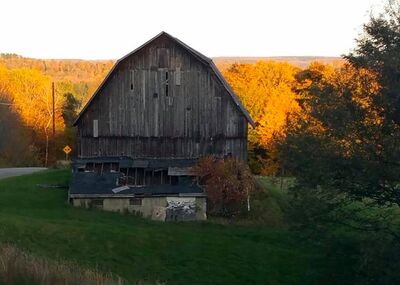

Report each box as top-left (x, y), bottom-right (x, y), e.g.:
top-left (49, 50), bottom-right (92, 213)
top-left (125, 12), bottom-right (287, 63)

top-left (213, 56), bottom-right (344, 70)
top-left (0, 53), bottom-right (114, 83)
top-left (1, 54), bottom-right (343, 79)
top-left (0, 54), bottom-right (114, 104)
top-left (0, 54), bottom-right (343, 102)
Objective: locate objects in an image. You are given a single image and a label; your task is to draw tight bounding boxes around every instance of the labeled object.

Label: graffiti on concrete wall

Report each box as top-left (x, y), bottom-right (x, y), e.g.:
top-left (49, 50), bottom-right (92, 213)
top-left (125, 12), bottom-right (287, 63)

top-left (166, 197), bottom-right (196, 221)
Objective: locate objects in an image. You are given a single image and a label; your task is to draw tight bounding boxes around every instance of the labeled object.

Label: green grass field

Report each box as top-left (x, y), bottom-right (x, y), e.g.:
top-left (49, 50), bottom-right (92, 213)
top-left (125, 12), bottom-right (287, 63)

top-left (0, 170), bottom-right (345, 284)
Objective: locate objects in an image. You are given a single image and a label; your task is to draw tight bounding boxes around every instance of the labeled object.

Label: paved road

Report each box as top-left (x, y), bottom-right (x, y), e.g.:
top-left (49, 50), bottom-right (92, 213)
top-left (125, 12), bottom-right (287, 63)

top-left (0, 167), bottom-right (47, 179)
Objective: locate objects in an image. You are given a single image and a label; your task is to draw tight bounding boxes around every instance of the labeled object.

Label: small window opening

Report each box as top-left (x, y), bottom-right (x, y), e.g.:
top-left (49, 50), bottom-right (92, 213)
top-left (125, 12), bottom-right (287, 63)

top-left (129, 198), bottom-right (142, 206)
top-left (152, 169), bottom-right (163, 185)
top-left (179, 175), bottom-right (195, 185)
top-left (136, 168), bottom-right (145, 185)
top-left (127, 171), bottom-right (135, 185)
top-left (120, 168), bottom-right (128, 176)
top-left (91, 199), bottom-right (103, 208)
top-left (171, 176), bottom-right (179, 185)
top-left (85, 163), bottom-right (93, 172)
top-left (93, 119), bottom-right (98, 138)
top-left (110, 163), bottom-right (119, 172)
top-left (165, 71), bottom-right (169, 97)
top-left (103, 163), bottom-right (111, 173)
top-left (175, 67), bottom-right (181, 85)
top-left (145, 170), bottom-right (152, 185)
top-left (94, 163), bottom-right (102, 174)
top-left (118, 168), bottom-right (146, 186)
top-left (130, 70), bottom-right (134, 91)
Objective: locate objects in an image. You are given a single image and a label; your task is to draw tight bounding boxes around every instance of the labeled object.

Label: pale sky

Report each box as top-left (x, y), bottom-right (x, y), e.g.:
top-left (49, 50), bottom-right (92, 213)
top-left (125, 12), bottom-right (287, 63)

top-left (0, 0), bottom-right (384, 60)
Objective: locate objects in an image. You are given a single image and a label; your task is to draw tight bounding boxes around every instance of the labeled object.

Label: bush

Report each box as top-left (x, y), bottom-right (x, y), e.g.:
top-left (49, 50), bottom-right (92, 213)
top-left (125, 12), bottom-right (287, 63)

top-left (355, 233), bottom-right (400, 285)
top-left (286, 183), bottom-right (400, 285)
top-left (192, 156), bottom-right (255, 218)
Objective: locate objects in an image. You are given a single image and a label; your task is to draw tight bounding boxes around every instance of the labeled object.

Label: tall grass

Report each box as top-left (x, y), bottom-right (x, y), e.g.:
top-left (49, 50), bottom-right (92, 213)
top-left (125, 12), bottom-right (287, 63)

top-left (0, 244), bottom-right (124, 285)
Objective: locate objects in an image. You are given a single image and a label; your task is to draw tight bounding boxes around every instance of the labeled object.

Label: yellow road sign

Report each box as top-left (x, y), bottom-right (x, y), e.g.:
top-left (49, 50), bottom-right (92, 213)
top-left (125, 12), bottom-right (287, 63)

top-left (63, 145), bottom-right (72, 154)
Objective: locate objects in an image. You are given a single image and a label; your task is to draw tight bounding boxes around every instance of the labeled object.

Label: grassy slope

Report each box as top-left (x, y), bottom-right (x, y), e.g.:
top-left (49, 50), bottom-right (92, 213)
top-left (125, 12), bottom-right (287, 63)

top-left (0, 170), bottom-right (329, 285)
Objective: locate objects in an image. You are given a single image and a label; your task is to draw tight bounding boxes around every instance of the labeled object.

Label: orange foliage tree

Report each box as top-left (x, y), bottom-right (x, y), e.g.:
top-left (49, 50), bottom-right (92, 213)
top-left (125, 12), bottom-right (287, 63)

top-left (7, 69), bottom-right (66, 165)
top-left (0, 57), bottom-right (107, 166)
top-left (223, 61), bottom-right (301, 174)
top-left (0, 65), bottom-right (41, 166)
top-left (293, 62), bottom-right (380, 141)
top-left (281, 62), bottom-right (381, 189)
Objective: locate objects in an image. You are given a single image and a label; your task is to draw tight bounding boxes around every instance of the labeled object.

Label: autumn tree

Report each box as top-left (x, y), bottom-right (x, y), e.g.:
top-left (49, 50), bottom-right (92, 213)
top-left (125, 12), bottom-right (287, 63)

top-left (224, 61), bottom-right (301, 174)
top-left (192, 156), bottom-right (255, 218)
top-left (7, 69), bottom-right (65, 166)
top-left (282, 63), bottom-right (384, 201)
top-left (0, 65), bottom-right (40, 166)
top-left (283, 0), bottom-right (400, 208)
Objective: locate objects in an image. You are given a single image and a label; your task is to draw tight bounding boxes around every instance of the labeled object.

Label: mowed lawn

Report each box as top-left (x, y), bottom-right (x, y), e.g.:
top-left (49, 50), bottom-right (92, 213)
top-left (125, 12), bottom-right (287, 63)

top-left (0, 170), bottom-right (330, 285)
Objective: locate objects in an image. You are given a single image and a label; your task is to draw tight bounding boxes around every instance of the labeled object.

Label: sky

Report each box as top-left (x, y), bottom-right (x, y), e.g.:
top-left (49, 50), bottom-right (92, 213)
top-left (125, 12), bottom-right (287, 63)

top-left (0, 0), bottom-right (385, 60)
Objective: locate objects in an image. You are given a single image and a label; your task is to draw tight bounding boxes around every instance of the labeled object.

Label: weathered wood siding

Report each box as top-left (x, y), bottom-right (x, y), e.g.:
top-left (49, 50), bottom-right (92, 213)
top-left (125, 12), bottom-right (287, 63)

top-left (77, 34), bottom-right (248, 160)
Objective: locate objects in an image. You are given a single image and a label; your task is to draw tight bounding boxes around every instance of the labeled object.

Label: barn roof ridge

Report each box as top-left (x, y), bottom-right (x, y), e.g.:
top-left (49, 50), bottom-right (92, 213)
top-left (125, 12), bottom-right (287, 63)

top-left (73, 31), bottom-right (255, 127)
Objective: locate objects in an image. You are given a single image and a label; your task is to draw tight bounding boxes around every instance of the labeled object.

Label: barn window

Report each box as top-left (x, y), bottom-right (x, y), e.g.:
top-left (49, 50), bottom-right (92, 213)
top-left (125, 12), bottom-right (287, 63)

top-left (171, 176), bottom-right (179, 185)
top-left (145, 170), bottom-right (152, 185)
top-left (93, 120), bottom-right (98, 138)
top-left (158, 48), bottom-right (167, 67)
top-left (85, 163), bottom-right (94, 172)
top-left (110, 163), bottom-right (119, 172)
top-left (136, 168), bottom-right (145, 185)
top-left (156, 169), bottom-right (169, 185)
top-left (165, 71), bottom-right (169, 97)
top-left (94, 163), bottom-right (102, 174)
top-left (175, 67), bottom-right (181, 85)
top-left (118, 168), bottom-right (146, 186)
top-left (102, 162), bottom-right (119, 173)
top-left (130, 70), bottom-right (134, 91)
top-left (129, 198), bottom-right (142, 206)
top-left (90, 199), bottom-right (103, 208)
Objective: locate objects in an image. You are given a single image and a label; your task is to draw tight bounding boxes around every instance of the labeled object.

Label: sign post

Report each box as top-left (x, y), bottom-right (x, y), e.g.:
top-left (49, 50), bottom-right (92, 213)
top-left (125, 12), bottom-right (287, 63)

top-left (63, 145), bottom-right (72, 160)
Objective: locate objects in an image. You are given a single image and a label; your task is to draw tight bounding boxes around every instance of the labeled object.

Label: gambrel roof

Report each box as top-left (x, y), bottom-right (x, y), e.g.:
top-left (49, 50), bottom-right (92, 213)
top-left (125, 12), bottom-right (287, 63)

top-left (74, 31), bottom-right (255, 127)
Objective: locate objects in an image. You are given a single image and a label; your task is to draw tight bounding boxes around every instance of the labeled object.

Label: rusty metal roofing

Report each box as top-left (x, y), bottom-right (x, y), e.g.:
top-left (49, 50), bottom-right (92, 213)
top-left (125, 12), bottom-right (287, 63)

top-left (73, 31), bottom-right (255, 127)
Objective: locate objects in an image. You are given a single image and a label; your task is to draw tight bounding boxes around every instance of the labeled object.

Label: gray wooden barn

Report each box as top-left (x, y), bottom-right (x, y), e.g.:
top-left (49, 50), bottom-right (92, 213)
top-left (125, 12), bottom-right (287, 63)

top-left (69, 32), bottom-right (254, 221)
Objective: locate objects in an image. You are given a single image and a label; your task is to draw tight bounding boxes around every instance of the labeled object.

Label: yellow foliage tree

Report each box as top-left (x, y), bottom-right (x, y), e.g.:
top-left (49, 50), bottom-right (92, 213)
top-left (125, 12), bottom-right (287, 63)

top-left (224, 61), bottom-right (301, 174)
top-left (0, 65), bottom-right (10, 99)
top-left (7, 69), bottom-right (65, 165)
